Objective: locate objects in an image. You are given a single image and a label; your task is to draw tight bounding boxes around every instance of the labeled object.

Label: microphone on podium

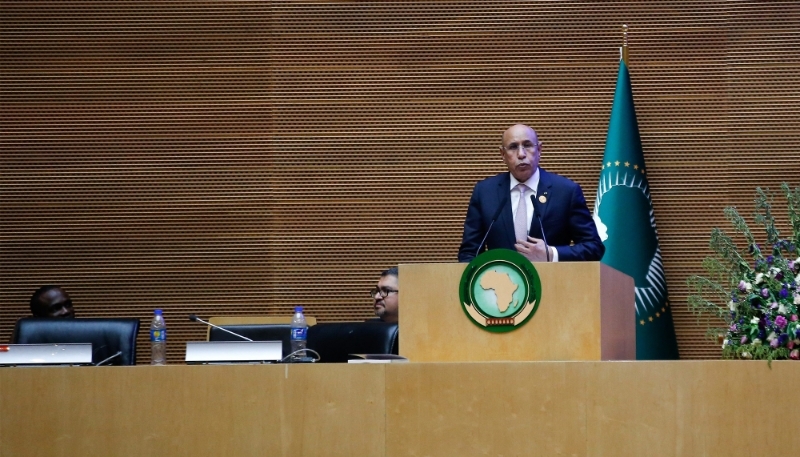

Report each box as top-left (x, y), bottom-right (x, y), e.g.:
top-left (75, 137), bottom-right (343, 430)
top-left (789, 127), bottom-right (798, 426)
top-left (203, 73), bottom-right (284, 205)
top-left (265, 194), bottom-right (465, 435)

top-left (475, 196), bottom-right (509, 258)
top-left (531, 194), bottom-right (550, 262)
top-left (188, 314), bottom-right (253, 341)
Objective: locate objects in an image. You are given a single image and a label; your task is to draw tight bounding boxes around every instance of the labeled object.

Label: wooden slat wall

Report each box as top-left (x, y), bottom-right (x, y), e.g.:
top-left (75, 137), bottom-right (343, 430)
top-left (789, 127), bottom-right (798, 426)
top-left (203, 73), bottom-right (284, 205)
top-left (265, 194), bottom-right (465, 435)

top-left (1, 1), bottom-right (798, 363)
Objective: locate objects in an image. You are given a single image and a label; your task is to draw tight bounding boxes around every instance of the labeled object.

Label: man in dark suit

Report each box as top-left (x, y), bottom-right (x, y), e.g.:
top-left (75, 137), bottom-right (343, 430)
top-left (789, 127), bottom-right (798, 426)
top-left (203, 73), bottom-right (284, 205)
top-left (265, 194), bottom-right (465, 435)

top-left (458, 124), bottom-right (604, 263)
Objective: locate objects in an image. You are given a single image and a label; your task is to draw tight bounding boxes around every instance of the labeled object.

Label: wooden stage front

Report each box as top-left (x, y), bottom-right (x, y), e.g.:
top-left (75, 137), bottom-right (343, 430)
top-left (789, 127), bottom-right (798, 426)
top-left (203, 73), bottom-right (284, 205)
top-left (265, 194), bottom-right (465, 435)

top-left (1, 361), bottom-right (796, 456)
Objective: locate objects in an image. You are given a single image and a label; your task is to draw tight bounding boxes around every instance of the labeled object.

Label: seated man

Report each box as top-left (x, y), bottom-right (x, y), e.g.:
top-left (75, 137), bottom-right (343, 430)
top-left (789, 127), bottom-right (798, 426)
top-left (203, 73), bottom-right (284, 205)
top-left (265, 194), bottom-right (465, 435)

top-left (30, 285), bottom-right (75, 318)
top-left (370, 267), bottom-right (398, 324)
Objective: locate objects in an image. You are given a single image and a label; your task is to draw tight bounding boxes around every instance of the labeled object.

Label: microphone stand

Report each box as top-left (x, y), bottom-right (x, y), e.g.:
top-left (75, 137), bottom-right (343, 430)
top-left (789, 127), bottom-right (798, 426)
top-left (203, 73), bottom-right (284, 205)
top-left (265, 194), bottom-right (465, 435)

top-left (188, 315), bottom-right (253, 341)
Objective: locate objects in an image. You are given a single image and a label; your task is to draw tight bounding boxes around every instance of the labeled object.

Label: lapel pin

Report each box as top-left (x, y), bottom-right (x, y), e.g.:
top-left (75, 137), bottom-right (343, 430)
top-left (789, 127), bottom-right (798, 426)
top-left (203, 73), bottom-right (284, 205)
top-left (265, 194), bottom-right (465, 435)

top-left (539, 195), bottom-right (547, 204)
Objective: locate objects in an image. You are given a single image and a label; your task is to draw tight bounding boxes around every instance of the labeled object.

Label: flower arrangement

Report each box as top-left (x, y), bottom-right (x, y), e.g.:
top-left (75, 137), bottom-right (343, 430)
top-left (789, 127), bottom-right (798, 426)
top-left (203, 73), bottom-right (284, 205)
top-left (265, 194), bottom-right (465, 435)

top-left (687, 183), bottom-right (800, 361)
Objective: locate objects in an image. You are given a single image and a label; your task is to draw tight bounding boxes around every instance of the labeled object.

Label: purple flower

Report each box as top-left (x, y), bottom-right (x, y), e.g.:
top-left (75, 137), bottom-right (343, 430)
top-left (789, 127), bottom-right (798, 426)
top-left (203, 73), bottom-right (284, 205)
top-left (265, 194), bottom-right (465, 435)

top-left (780, 287), bottom-right (789, 299)
top-left (738, 281), bottom-right (747, 292)
top-left (770, 338), bottom-right (780, 348)
top-left (791, 349), bottom-right (800, 360)
top-left (790, 260), bottom-right (796, 270)
top-left (776, 271), bottom-right (784, 281)
top-left (767, 255), bottom-right (774, 264)
top-left (776, 316), bottom-right (789, 329)
top-left (770, 302), bottom-right (779, 309)
top-left (730, 324), bottom-right (738, 332)
top-left (779, 333), bottom-right (789, 345)
top-left (761, 288), bottom-right (770, 298)
top-left (792, 315), bottom-right (799, 322)
top-left (741, 336), bottom-right (748, 344)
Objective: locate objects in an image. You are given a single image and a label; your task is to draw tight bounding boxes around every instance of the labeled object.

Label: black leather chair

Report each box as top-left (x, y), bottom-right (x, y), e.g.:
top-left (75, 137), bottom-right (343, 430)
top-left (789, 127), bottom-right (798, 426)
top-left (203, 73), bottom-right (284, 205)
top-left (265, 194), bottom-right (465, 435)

top-left (208, 324), bottom-right (294, 358)
top-left (13, 317), bottom-right (140, 365)
top-left (307, 322), bottom-right (399, 363)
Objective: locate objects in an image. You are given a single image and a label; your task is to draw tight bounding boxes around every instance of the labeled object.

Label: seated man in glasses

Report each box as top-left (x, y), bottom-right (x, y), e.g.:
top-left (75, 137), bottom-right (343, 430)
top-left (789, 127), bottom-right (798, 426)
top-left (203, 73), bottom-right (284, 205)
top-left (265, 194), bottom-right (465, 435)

top-left (30, 285), bottom-right (76, 318)
top-left (370, 267), bottom-right (399, 323)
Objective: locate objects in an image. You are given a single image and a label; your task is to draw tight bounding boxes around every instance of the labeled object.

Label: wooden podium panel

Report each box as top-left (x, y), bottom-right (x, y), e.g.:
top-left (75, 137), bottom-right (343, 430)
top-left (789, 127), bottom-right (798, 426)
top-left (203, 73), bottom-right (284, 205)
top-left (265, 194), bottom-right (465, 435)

top-left (384, 361), bottom-right (800, 457)
top-left (399, 262), bottom-right (634, 362)
top-left (0, 364), bottom-right (384, 457)
top-left (3, 362), bottom-right (799, 457)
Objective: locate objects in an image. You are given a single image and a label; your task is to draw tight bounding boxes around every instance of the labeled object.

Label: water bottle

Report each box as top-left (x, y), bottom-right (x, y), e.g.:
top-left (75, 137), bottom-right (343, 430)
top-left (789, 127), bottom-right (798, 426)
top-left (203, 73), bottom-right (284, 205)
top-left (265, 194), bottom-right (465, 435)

top-left (150, 309), bottom-right (167, 365)
top-left (290, 306), bottom-right (308, 361)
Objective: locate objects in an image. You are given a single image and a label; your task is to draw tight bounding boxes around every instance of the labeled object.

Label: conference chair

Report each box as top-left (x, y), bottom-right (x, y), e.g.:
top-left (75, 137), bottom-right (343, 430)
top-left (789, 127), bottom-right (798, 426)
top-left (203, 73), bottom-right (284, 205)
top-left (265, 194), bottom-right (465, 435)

top-left (307, 321), bottom-right (399, 363)
top-left (206, 316), bottom-right (317, 359)
top-left (12, 317), bottom-right (140, 365)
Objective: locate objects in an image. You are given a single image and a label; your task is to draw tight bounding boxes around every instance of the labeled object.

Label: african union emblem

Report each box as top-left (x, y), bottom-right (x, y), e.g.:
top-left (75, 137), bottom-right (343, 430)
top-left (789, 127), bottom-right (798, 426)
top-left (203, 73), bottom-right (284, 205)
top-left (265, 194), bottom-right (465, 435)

top-left (459, 249), bottom-right (541, 332)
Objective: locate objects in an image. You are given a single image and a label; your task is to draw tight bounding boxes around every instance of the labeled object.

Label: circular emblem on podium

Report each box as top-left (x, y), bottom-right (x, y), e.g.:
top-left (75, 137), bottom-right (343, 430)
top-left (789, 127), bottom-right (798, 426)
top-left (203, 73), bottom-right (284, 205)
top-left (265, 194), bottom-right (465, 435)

top-left (459, 249), bottom-right (542, 332)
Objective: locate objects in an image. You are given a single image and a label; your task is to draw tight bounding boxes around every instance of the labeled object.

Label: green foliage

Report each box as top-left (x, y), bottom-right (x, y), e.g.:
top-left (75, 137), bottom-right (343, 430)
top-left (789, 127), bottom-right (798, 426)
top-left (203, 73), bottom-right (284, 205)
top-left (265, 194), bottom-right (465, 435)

top-left (686, 183), bottom-right (800, 361)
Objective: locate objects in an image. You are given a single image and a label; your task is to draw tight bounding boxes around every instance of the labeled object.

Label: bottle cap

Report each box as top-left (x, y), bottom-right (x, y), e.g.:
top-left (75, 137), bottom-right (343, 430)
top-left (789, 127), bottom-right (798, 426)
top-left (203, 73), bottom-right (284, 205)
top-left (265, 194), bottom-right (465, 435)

top-left (294, 306), bottom-right (303, 313)
top-left (154, 309), bottom-right (163, 315)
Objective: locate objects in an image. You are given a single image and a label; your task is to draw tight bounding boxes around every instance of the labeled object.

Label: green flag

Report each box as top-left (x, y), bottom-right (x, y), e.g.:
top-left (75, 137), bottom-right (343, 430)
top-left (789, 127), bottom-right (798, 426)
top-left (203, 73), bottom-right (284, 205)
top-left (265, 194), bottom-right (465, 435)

top-left (594, 60), bottom-right (679, 359)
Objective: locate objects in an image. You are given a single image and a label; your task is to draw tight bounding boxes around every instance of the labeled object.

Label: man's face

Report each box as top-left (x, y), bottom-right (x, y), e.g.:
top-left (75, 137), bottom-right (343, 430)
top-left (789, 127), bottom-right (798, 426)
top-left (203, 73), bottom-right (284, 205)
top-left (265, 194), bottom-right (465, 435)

top-left (501, 124), bottom-right (541, 182)
top-left (372, 274), bottom-right (399, 323)
top-left (36, 288), bottom-right (75, 318)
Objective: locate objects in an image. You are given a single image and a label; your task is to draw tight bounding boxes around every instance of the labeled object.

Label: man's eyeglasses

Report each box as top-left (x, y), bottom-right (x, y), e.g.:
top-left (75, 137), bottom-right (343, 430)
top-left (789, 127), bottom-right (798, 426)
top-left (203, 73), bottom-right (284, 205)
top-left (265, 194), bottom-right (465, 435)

top-left (370, 288), bottom-right (399, 299)
top-left (503, 141), bottom-right (538, 153)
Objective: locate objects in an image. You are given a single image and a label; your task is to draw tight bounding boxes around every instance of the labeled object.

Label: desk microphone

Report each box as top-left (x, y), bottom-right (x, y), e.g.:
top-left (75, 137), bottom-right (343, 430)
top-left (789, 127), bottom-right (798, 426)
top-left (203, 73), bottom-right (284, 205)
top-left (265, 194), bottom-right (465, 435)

top-left (95, 351), bottom-right (122, 366)
top-left (188, 314), bottom-right (253, 341)
top-left (531, 194), bottom-right (550, 262)
top-left (475, 196), bottom-right (509, 258)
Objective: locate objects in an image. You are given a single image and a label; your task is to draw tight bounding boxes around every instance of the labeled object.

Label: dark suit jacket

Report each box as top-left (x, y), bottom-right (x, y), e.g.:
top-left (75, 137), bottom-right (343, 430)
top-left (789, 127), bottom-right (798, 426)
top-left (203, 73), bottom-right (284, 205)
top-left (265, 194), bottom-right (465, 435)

top-left (457, 169), bottom-right (604, 262)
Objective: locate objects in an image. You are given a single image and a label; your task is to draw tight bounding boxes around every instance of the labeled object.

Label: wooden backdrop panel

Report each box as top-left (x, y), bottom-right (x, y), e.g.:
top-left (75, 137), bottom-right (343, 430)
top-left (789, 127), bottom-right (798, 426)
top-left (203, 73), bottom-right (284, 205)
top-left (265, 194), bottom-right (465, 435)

top-left (1, 1), bottom-right (799, 362)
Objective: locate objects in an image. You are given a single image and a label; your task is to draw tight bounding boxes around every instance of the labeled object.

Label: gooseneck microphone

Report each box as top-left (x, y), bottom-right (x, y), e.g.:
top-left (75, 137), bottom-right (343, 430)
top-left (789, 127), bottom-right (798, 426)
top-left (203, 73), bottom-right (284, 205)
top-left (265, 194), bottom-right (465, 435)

top-left (95, 351), bottom-right (123, 366)
top-left (475, 196), bottom-right (510, 258)
top-left (531, 194), bottom-right (550, 262)
top-left (188, 314), bottom-right (253, 341)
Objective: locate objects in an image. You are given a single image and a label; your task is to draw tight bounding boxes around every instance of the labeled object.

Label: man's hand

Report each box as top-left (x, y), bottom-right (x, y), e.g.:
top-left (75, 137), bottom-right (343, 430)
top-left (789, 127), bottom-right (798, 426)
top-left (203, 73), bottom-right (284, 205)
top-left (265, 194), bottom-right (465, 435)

top-left (514, 236), bottom-right (552, 262)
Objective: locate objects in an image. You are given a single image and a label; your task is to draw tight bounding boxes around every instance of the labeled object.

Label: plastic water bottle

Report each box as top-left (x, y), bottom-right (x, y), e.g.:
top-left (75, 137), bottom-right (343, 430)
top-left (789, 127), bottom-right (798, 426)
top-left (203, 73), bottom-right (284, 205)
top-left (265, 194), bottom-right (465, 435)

top-left (150, 309), bottom-right (167, 365)
top-left (290, 306), bottom-right (308, 361)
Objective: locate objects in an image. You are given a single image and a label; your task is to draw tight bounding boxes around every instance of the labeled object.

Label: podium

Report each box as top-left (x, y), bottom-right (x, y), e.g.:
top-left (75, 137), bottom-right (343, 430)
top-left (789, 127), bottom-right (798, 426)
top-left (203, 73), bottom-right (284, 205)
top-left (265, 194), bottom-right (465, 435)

top-left (399, 262), bottom-right (635, 361)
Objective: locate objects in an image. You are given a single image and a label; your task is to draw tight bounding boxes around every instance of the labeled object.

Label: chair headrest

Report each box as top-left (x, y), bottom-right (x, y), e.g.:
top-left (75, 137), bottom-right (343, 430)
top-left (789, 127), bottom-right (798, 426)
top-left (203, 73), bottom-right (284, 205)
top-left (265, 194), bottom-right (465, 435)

top-left (307, 321), bottom-right (398, 363)
top-left (13, 317), bottom-right (140, 365)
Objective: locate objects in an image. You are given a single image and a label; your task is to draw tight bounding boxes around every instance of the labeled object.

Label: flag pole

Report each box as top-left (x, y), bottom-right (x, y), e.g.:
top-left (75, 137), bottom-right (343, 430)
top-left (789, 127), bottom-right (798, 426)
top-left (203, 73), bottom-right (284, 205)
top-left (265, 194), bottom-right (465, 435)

top-left (621, 24), bottom-right (629, 64)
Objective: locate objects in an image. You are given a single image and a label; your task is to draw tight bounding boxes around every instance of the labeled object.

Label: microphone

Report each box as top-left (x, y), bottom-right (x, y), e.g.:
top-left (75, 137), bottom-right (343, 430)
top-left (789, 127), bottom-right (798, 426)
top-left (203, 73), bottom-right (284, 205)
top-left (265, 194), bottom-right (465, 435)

top-left (531, 194), bottom-right (550, 262)
top-left (95, 351), bottom-right (122, 366)
top-left (188, 314), bottom-right (253, 341)
top-left (475, 196), bottom-right (509, 258)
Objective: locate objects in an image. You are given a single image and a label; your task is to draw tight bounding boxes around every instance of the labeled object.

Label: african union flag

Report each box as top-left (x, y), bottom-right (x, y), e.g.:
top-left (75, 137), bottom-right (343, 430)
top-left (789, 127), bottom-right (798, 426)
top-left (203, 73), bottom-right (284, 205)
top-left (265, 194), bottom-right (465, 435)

top-left (593, 59), bottom-right (679, 359)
